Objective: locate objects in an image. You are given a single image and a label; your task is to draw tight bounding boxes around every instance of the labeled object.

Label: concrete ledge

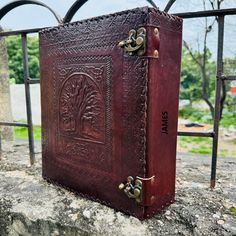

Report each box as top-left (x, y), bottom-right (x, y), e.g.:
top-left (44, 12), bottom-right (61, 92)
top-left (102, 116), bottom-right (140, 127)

top-left (0, 142), bottom-right (235, 236)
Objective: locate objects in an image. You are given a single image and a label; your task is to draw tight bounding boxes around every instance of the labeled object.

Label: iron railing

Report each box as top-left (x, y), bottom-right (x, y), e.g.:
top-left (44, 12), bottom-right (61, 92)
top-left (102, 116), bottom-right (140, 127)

top-left (0, 0), bottom-right (235, 188)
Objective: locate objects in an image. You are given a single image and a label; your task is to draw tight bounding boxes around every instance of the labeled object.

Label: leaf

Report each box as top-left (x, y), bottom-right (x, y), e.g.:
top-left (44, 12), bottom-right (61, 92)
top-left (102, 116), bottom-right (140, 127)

top-left (229, 207), bottom-right (236, 213)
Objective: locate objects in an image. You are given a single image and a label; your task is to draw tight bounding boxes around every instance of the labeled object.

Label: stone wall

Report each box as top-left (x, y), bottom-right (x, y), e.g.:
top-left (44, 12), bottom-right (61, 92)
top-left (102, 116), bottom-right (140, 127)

top-left (0, 27), bottom-right (13, 141)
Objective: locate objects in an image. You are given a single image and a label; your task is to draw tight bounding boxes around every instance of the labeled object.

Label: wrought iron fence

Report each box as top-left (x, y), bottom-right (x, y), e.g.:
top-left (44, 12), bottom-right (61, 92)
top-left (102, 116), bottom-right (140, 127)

top-left (0, 0), bottom-right (235, 187)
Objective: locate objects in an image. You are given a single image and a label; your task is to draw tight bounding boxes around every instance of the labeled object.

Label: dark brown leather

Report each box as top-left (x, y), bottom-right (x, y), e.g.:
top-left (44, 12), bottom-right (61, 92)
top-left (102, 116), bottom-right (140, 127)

top-left (39, 7), bottom-right (182, 220)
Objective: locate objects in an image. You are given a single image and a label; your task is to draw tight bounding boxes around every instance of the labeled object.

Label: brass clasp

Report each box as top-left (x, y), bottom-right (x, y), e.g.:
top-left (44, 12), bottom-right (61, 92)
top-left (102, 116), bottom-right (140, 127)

top-left (119, 176), bottom-right (142, 203)
top-left (118, 27), bottom-right (146, 56)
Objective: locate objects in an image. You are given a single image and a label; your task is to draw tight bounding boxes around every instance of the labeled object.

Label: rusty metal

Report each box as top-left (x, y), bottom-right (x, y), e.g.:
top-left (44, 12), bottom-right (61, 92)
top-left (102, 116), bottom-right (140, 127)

top-left (0, 1), bottom-right (235, 185)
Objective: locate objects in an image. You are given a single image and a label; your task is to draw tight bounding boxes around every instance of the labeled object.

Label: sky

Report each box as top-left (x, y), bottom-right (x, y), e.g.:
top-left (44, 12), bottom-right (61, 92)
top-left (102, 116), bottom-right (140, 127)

top-left (0, 0), bottom-right (236, 59)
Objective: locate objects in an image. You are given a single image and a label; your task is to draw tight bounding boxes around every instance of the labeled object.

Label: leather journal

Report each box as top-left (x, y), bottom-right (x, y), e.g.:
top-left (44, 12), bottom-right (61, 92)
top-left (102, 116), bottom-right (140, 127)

top-left (39, 7), bottom-right (182, 220)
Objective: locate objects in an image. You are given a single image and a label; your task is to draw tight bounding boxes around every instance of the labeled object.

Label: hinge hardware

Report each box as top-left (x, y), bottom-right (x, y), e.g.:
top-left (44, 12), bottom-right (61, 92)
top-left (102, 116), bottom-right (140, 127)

top-left (118, 27), bottom-right (146, 56)
top-left (118, 176), bottom-right (142, 203)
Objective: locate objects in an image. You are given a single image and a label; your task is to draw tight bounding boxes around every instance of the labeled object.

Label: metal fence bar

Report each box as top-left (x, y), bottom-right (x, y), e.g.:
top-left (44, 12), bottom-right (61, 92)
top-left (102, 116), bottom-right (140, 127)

top-left (210, 15), bottom-right (225, 188)
top-left (0, 29), bottom-right (39, 164)
top-left (175, 8), bottom-right (236, 18)
top-left (0, 27), bottom-right (43, 37)
top-left (0, 0), bottom-right (62, 23)
top-left (222, 75), bottom-right (236, 81)
top-left (21, 33), bottom-right (35, 165)
top-left (0, 3), bottom-right (235, 186)
top-left (27, 79), bottom-right (40, 84)
top-left (178, 131), bottom-right (214, 138)
top-left (175, 9), bottom-right (236, 188)
top-left (164, 0), bottom-right (177, 12)
top-left (0, 122), bottom-right (28, 127)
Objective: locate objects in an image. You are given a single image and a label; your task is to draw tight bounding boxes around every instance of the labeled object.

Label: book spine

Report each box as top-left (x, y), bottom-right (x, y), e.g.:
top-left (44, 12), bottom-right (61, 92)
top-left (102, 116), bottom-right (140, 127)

top-left (144, 11), bottom-right (183, 217)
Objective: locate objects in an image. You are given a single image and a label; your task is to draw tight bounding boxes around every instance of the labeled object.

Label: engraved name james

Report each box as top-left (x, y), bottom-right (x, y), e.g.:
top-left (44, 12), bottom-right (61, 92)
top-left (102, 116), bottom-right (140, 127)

top-left (161, 111), bottom-right (168, 134)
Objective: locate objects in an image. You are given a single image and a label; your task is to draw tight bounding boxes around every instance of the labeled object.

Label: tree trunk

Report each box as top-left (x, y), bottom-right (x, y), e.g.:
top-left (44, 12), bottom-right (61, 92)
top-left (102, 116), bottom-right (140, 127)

top-left (0, 26), bottom-right (14, 141)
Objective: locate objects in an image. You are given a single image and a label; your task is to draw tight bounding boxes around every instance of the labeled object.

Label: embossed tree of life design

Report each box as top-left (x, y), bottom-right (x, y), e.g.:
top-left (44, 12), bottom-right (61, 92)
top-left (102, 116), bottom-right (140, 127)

top-left (59, 73), bottom-right (105, 143)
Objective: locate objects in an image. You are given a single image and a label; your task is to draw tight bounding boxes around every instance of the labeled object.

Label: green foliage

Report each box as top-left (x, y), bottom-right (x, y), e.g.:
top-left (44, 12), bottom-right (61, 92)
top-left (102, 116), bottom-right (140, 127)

top-left (220, 107), bottom-right (236, 128)
top-left (180, 47), bottom-right (235, 126)
top-left (180, 48), bottom-right (216, 106)
top-left (179, 104), bottom-right (236, 128)
top-left (14, 126), bottom-right (41, 140)
top-left (189, 145), bottom-right (211, 154)
top-left (224, 90), bottom-right (236, 113)
top-left (178, 136), bottom-right (212, 155)
top-left (178, 136), bottom-right (232, 157)
top-left (224, 57), bottom-right (236, 75)
top-left (6, 35), bottom-right (39, 84)
top-left (179, 105), bottom-right (213, 124)
top-left (180, 48), bottom-right (201, 104)
top-left (179, 136), bottom-right (212, 144)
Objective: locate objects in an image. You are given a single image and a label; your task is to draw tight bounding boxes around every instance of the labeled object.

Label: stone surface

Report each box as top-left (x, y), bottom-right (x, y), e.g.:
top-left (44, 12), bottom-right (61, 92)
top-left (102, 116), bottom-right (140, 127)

top-left (0, 142), bottom-right (235, 236)
top-left (0, 27), bottom-right (14, 141)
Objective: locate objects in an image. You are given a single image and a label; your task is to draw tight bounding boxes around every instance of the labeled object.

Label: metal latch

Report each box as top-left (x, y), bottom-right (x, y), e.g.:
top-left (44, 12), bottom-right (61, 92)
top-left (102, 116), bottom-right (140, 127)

top-left (118, 27), bottom-right (146, 56)
top-left (118, 176), bottom-right (143, 203)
